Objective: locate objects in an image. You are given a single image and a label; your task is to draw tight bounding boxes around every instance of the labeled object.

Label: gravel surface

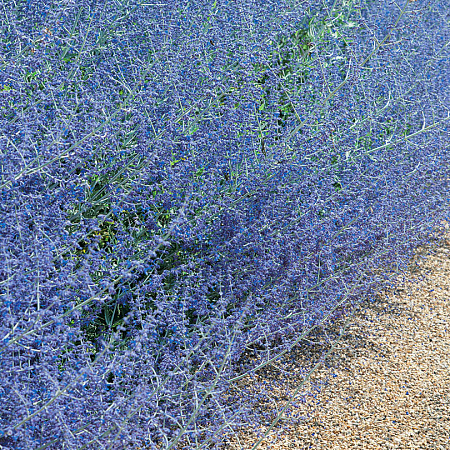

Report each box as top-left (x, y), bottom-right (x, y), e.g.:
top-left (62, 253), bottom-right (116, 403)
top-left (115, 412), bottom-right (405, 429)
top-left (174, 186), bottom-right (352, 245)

top-left (218, 221), bottom-right (450, 450)
top-left (137, 220), bottom-right (450, 450)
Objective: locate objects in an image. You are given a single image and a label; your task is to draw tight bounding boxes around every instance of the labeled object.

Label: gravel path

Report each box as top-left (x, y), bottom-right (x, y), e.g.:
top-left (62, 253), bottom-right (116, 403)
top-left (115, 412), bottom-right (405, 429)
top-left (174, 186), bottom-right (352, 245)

top-left (219, 221), bottom-right (450, 450)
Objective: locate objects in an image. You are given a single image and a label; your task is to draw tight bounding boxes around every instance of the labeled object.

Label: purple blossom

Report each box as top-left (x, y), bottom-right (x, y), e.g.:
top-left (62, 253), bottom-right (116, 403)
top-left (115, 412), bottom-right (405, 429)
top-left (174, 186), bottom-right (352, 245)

top-left (1, 0), bottom-right (449, 449)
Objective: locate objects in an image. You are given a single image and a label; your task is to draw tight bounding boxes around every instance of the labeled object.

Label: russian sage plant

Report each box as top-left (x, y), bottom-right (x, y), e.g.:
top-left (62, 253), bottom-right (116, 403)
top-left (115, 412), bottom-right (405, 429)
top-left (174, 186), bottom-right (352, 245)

top-left (0, 0), bottom-right (449, 449)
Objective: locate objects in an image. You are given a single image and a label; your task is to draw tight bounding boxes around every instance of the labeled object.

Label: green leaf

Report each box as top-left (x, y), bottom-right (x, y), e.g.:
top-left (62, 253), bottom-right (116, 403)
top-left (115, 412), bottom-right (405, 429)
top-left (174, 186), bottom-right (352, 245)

top-left (195, 167), bottom-right (205, 177)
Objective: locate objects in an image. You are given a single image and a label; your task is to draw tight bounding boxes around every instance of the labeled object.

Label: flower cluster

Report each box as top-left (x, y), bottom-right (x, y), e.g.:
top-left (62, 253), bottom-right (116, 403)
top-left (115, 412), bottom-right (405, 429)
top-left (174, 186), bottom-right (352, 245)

top-left (0, 0), bottom-right (449, 449)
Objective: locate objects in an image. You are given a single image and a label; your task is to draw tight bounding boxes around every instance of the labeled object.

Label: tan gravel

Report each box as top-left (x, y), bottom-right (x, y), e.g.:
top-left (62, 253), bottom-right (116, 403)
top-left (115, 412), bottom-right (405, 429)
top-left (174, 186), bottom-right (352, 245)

top-left (218, 221), bottom-right (450, 450)
top-left (138, 221), bottom-right (450, 450)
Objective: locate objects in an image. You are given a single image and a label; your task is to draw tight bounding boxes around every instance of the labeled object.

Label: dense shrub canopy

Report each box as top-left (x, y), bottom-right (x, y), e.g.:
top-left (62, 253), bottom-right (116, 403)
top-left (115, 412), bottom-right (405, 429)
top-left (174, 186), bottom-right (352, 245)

top-left (0, 0), bottom-right (449, 449)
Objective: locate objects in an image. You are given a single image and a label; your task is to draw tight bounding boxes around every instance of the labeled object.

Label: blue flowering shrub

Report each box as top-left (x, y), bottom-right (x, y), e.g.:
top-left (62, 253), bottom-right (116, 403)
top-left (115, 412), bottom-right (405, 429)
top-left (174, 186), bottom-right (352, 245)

top-left (0, 0), bottom-right (449, 449)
